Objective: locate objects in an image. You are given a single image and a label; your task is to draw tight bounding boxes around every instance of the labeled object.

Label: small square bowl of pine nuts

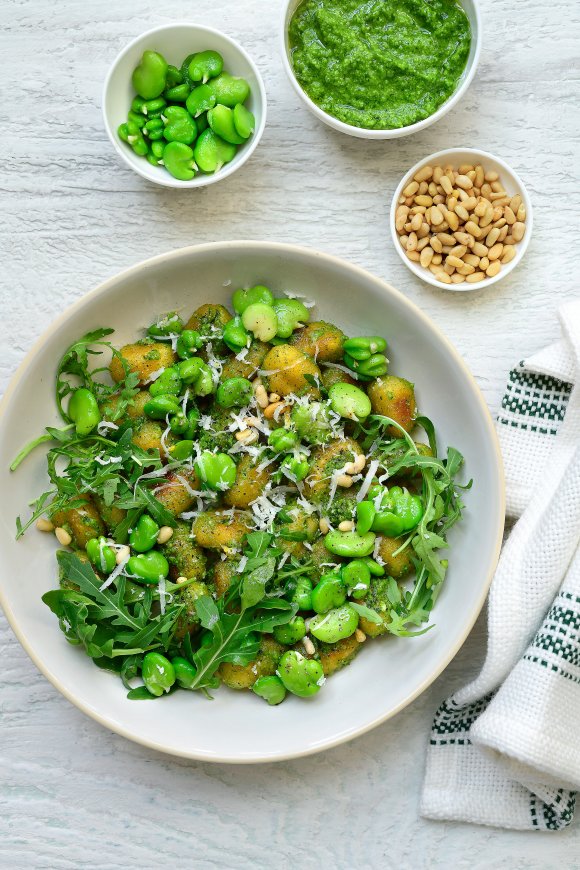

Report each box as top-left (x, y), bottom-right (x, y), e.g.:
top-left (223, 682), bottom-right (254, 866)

top-left (390, 148), bottom-right (533, 291)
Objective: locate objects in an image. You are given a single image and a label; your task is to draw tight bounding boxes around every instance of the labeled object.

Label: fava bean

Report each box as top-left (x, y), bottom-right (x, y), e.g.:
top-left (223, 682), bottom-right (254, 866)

top-left (252, 675), bottom-right (287, 705)
top-left (186, 84), bottom-right (217, 117)
top-left (280, 454), bottom-right (309, 482)
top-left (268, 428), bottom-right (298, 452)
top-left (344, 352), bottom-right (388, 380)
top-left (141, 652), bottom-right (175, 696)
top-left (324, 529), bottom-right (376, 558)
top-left (188, 50), bottom-right (224, 84)
top-left (341, 559), bottom-right (371, 599)
top-left (208, 104), bottom-right (245, 145)
top-left (233, 103), bottom-right (255, 139)
top-left (163, 141), bottom-right (196, 180)
top-left (273, 616), bottom-right (307, 645)
top-left (68, 388), bottom-right (101, 436)
top-left (176, 330), bottom-right (203, 359)
top-left (286, 576), bottom-right (313, 611)
top-left (356, 501), bottom-right (375, 535)
top-left (129, 514), bottom-right (160, 553)
top-left (147, 311), bottom-right (183, 338)
top-left (311, 572), bottom-right (346, 614)
top-left (329, 383), bottom-right (371, 421)
top-left (165, 65), bottom-right (183, 88)
top-left (194, 451), bottom-right (237, 491)
top-left (309, 604), bottom-right (359, 643)
top-left (272, 298), bottom-right (310, 338)
top-left (86, 537), bottom-right (116, 574)
top-left (277, 650), bottom-right (324, 698)
top-left (216, 376), bottom-right (253, 408)
top-left (222, 316), bottom-right (250, 352)
top-left (169, 439), bottom-right (195, 461)
top-left (132, 50), bottom-right (168, 100)
top-left (127, 550), bottom-right (170, 583)
top-left (232, 285), bottom-right (274, 314)
top-left (177, 356), bottom-right (204, 383)
top-left (208, 73), bottom-right (250, 108)
top-left (193, 129), bottom-right (236, 173)
top-left (171, 656), bottom-right (198, 689)
top-left (149, 366), bottom-right (182, 397)
top-left (143, 394), bottom-right (181, 419)
top-left (163, 105), bottom-right (197, 145)
top-left (343, 336), bottom-right (387, 361)
top-left (241, 302), bottom-right (278, 342)
top-left (164, 83), bottom-right (190, 102)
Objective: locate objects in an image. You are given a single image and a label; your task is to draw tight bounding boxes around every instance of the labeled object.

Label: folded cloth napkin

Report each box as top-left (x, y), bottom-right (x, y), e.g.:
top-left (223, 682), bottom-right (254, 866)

top-left (421, 299), bottom-right (580, 831)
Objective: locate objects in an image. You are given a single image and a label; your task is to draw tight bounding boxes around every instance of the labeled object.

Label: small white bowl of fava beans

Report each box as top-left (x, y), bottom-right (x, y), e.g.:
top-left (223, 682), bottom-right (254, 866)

top-left (390, 148), bottom-right (533, 291)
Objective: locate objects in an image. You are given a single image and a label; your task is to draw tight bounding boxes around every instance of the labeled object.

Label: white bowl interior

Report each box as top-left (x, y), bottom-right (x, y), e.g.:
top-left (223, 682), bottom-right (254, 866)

top-left (390, 148), bottom-right (533, 292)
top-left (0, 242), bottom-right (504, 762)
top-left (281, 0), bottom-right (480, 140)
top-left (103, 24), bottom-right (266, 188)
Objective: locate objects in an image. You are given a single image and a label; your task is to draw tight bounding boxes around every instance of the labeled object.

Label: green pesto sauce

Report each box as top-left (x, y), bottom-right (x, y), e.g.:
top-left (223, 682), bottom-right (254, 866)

top-left (289, 0), bottom-right (471, 130)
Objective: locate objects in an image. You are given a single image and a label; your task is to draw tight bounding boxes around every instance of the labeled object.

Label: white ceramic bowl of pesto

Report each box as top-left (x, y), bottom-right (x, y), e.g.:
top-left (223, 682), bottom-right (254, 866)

top-left (0, 242), bottom-right (504, 763)
top-left (102, 23), bottom-right (267, 188)
top-left (280, 0), bottom-right (482, 140)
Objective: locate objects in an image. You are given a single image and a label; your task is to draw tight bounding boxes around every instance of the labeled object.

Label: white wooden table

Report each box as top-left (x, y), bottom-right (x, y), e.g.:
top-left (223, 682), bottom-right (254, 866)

top-left (2, 1), bottom-right (579, 866)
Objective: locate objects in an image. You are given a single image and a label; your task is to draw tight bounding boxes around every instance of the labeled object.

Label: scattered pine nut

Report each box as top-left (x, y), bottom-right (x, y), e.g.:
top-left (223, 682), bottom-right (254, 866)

top-left (264, 401), bottom-right (286, 419)
top-left (156, 526), bottom-right (173, 545)
top-left (319, 518), bottom-right (330, 535)
top-left (268, 393), bottom-right (281, 403)
top-left (36, 518), bottom-right (54, 533)
top-left (303, 636), bottom-right (316, 656)
top-left (355, 629), bottom-right (367, 643)
top-left (55, 527), bottom-right (72, 546)
top-left (176, 576), bottom-right (188, 584)
top-left (235, 429), bottom-right (259, 444)
top-left (336, 474), bottom-right (354, 488)
top-left (254, 382), bottom-right (269, 409)
top-left (116, 545), bottom-right (130, 565)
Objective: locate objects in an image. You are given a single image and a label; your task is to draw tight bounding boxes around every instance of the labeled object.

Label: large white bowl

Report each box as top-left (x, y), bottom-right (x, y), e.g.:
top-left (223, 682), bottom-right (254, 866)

top-left (102, 24), bottom-right (267, 188)
top-left (0, 242), bottom-right (504, 763)
top-left (280, 0), bottom-right (481, 139)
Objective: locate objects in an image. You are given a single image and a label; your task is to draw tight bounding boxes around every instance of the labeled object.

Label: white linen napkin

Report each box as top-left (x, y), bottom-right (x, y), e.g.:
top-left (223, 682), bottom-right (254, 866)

top-left (421, 299), bottom-right (580, 831)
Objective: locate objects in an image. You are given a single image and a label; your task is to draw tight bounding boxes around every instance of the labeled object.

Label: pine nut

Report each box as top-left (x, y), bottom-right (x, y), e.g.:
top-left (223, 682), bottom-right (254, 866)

top-left (440, 176), bottom-right (453, 195)
top-left (336, 474), bottom-right (353, 488)
top-left (466, 271), bottom-right (485, 283)
top-left (474, 165), bottom-right (485, 188)
top-left (462, 197), bottom-right (478, 211)
top-left (455, 175), bottom-right (473, 190)
top-left (451, 273), bottom-right (466, 284)
top-left (486, 227), bottom-right (500, 247)
top-left (338, 521), bottom-right (354, 532)
top-left (116, 545), bottom-right (130, 565)
top-left (176, 576), bottom-right (188, 585)
top-left (445, 210), bottom-right (459, 231)
top-left (406, 250), bottom-right (420, 262)
top-left (254, 383), bottom-right (269, 409)
top-left (36, 518), bottom-right (54, 533)
top-left (430, 236), bottom-right (443, 253)
top-left (501, 245), bottom-right (516, 264)
top-left (430, 206), bottom-right (443, 226)
top-left (436, 271), bottom-right (452, 284)
top-left (446, 255), bottom-right (465, 269)
top-left (414, 165), bottom-right (433, 183)
top-left (432, 254), bottom-right (442, 265)
top-left (269, 393), bottom-right (281, 403)
top-left (399, 235), bottom-right (409, 249)
top-left (510, 195), bottom-right (522, 213)
top-left (55, 527), bottom-right (72, 547)
top-left (433, 166), bottom-right (443, 183)
top-left (484, 170), bottom-right (499, 182)
top-left (319, 518), bottom-right (330, 535)
top-left (403, 181), bottom-right (419, 197)
top-left (486, 261), bottom-right (501, 277)
top-left (454, 204), bottom-right (469, 222)
top-left (516, 205), bottom-right (526, 222)
top-left (415, 195), bottom-right (433, 208)
top-left (474, 201), bottom-right (487, 218)
top-left (512, 222), bottom-right (526, 242)
top-left (303, 636), bottom-right (316, 656)
top-left (355, 629), bottom-right (367, 643)
top-left (236, 428), bottom-right (259, 444)
top-left (457, 262), bottom-right (475, 275)
top-left (395, 206), bottom-right (409, 232)
top-left (406, 232), bottom-right (418, 251)
top-left (465, 221), bottom-right (482, 239)
top-left (420, 246), bottom-right (434, 268)
top-left (488, 243), bottom-right (504, 261)
top-left (156, 526), bottom-right (174, 545)
top-left (504, 206), bottom-right (516, 225)
top-left (463, 254), bottom-right (480, 268)
top-left (264, 401), bottom-right (286, 419)
top-left (479, 257), bottom-right (490, 271)
top-left (472, 242), bottom-right (488, 257)
top-left (498, 226), bottom-right (509, 242)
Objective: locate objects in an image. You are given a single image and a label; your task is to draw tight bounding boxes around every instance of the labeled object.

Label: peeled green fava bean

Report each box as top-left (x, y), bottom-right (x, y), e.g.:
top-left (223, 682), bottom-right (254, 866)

top-left (86, 537), bottom-right (116, 574)
top-left (232, 285), bottom-right (274, 314)
top-left (169, 439), bottom-right (194, 461)
top-left (252, 675), bottom-right (287, 705)
top-left (268, 428), bottom-right (297, 452)
top-left (147, 311), bottom-right (184, 338)
top-left (164, 83), bottom-right (190, 102)
top-left (163, 141), bottom-right (197, 180)
top-left (344, 352), bottom-right (388, 380)
top-left (129, 514), bottom-right (160, 553)
top-left (310, 604), bottom-right (359, 644)
top-left (343, 336), bottom-right (387, 361)
top-left (118, 123), bottom-right (130, 143)
top-left (126, 124), bottom-right (148, 156)
top-left (176, 329), bottom-right (203, 359)
top-left (162, 106), bottom-right (197, 145)
top-left (328, 382), bottom-right (371, 421)
top-left (356, 500), bottom-right (376, 535)
top-left (186, 84), bottom-right (217, 117)
top-left (188, 50), bottom-right (224, 84)
top-left (233, 103), bottom-right (255, 139)
top-left (241, 302), bottom-right (278, 342)
top-left (143, 393), bottom-right (181, 419)
top-left (193, 129), bottom-right (236, 173)
top-left (177, 356), bottom-right (204, 383)
top-left (149, 366), bottom-right (182, 397)
top-left (286, 576), bottom-right (313, 611)
top-left (208, 73), bottom-right (250, 108)
top-left (272, 298), bottom-right (310, 339)
top-left (195, 451), bottom-right (237, 491)
top-left (216, 377), bottom-right (253, 408)
top-left (150, 140), bottom-right (166, 160)
top-left (141, 652), bottom-right (175, 696)
top-left (207, 105), bottom-right (245, 145)
top-left (68, 388), bottom-right (101, 436)
top-left (171, 656), bottom-right (197, 689)
top-left (127, 550), bottom-right (170, 583)
top-left (341, 559), bottom-right (371, 599)
top-left (141, 97), bottom-right (166, 117)
top-left (168, 411), bottom-right (189, 435)
top-left (364, 557), bottom-right (385, 576)
top-left (165, 65), bottom-right (183, 88)
top-left (324, 529), bottom-right (376, 558)
top-left (222, 316), bottom-right (250, 353)
top-left (132, 50), bottom-right (168, 100)
top-left (127, 110), bottom-right (146, 129)
top-left (281, 454), bottom-right (309, 483)
top-left (311, 572), bottom-right (346, 614)
top-left (194, 363), bottom-right (215, 397)
top-left (273, 616), bottom-right (307, 645)
top-left (278, 650), bottom-right (324, 698)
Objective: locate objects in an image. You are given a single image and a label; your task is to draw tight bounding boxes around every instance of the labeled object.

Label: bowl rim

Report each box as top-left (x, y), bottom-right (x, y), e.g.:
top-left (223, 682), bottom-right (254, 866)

top-left (390, 147), bottom-right (534, 292)
top-left (279, 0), bottom-right (482, 140)
top-left (102, 22), bottom-right (268, 189)
top-left (0, 241), bottom-right (505, 763)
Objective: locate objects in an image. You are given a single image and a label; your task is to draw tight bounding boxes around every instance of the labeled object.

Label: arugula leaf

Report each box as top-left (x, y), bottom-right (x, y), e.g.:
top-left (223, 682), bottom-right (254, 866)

top-left (349, 601), bottom-right (382, 624)
top-left (136, 484), bottom-right (177, 529)
top-left (241, 556), bottom-right (277, 608)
